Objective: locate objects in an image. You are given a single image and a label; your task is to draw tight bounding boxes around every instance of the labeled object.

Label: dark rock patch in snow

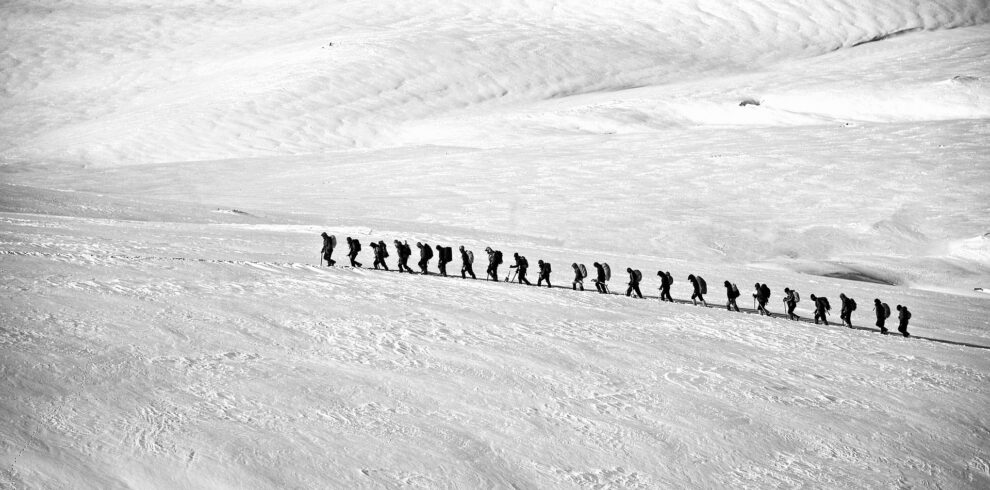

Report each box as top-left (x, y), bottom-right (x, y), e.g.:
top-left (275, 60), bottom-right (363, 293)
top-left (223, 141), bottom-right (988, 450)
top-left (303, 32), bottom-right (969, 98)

top-left (213, 208), bottom-right (254, 217)
top-left (849, 27), bottom-right (922, 48)
top-left (821, 270), bottom-right (897, 286)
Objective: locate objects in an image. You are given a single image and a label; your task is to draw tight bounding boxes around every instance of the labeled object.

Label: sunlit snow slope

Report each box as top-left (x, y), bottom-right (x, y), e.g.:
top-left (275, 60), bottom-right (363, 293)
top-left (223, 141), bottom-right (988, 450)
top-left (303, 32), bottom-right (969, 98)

top-left (2, 0), bottom-right (990, 488)
top-left (2, 0), bottom-right (989, 288)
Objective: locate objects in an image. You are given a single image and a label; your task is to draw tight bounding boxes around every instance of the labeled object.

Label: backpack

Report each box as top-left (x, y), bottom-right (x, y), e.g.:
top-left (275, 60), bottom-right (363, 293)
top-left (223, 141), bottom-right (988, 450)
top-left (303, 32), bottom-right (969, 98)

top-left (760, 284), bottom-right (771, 300)
top-left (545, 262), bottom-right (551, 273)
top-left (904, 309), bottom-right (912, 320)
top-left (821, 297), bottom-right (831, 311)
top-left (633, 269), bottom-right (642, 282)
top-left (519, 256), bottom-right (528, 268)
top-left (354, 240), bottom-right (361, 253)
top-left (380, 241), bottom-right (389, 258)
top-left (467, 250), bottom-right (474, 265)
top-left (424, 246), bottom-right (433, 259)
top-left (792, 290), bottom-right (800, 303)
top-left (849, 298), bottom-right (857, 311)
top-left (494, 250), bottom-right (503, 265)
top-left (882, 303), bottom-right (891, 318)
top-left (445, 247), bottom-right (453, 262)
top-left (698, 276), bottom-right (707, 295)
top-left (730, 283), bottom-right (740, 298)
top-left (666, 271), bottom-right (673, 285)
top-left (579, 264), bottom-right (587, 279)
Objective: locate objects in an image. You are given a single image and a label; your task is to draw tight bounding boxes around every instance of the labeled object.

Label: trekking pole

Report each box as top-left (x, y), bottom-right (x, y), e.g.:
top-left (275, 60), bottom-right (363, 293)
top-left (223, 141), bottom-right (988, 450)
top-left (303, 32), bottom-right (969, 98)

top-left (507, 270), bottom-right (518, 283)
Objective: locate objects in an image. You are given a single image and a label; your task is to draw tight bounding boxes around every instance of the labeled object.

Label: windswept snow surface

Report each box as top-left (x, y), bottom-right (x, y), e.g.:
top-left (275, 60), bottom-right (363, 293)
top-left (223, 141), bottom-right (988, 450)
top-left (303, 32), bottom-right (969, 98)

top-left (2, 0), bottom-right (990, 488)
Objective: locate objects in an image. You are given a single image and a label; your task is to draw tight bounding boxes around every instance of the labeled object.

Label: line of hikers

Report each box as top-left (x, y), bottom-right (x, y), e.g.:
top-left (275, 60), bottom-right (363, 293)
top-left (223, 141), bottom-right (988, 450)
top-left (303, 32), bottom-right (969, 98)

top-left (321, 233), bottom-right (913, 337)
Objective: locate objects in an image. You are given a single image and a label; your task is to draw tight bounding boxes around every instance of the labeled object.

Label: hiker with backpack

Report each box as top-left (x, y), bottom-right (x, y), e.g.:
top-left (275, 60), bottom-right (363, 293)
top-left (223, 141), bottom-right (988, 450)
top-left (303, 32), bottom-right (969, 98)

top-left (510, 253), bottom-right (532, 285)
top-left (783, 288), bottom-right (800, 320)
top-left (874, 299), bottom-right (890, 334)
top-left (485, 247), bottom-right (503, 281)
top-left (370, 242), bottom-right (389, 270)
top-left (592, 262), bottom-right (608, 294)
top-left (896, 305), bottom-right (911, 337)
top-left (346, 237), bottom-right (362, 268)
top-left (658, 271), bottom-right (674, 302)
top-left (572, 263), bottom-right (586, 291)
top-left (809, 294), bottom-right (830, 325)
top-left (460, 246), bottom-right (476, 279)
top-left (839, 293), bottom-right (856, 328)
top-left (688, 274), bottom-right (707, 306)
top-left (435, 245), bottom-right (451, 276)
top-left (416, 242), bottom-right (433, 274)
top-left (591, 262), bottom-right (608, 294)
top-left (723, 280), bottom-right (741, 312)
top-left (393, 240), bottom-right (414, 273)
top-left (320, 232), bottom-right (336, 267)
top-left (754, 283), bottom-right (771, 316)
top-left (537, 260), bottom-right (552, 287)
top-left (626, 268), bottom-right (643, 298)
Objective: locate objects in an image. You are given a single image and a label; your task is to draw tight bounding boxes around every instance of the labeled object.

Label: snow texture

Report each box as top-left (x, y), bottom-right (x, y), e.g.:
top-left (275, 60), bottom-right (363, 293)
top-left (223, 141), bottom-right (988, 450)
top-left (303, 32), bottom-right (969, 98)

top-left (2, 0), bottom-right (990, 488)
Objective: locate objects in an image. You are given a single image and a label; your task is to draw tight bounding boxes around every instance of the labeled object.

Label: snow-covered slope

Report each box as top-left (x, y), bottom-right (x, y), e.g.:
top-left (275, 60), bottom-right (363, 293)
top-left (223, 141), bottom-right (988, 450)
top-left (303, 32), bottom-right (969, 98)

top-left (2, 0), bottom-right (989, 289)
top-left (2, 0), bottom-right (989, 165)
top-left (2, 0), bottom-right (990, 488)
top-left (3, 209), bottom-right (990, 488)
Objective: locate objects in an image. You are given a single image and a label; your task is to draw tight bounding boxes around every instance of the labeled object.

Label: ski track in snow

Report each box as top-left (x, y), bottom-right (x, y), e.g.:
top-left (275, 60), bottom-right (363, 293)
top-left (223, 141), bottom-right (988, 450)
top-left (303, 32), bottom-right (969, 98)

top-left (2, 0), bottom-right (990, 487)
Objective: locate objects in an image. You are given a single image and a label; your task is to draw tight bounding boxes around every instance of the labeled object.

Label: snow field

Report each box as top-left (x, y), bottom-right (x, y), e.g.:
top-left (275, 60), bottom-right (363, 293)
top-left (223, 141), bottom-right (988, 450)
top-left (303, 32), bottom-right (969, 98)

top-left (3, 0), bottom-right (990, 487)
top-left (2, 211), bottom-right (990, 488)
top-left (10, 116), bottom-right (988, 291)
top-left (2, 1), bottom-right (988, 166)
